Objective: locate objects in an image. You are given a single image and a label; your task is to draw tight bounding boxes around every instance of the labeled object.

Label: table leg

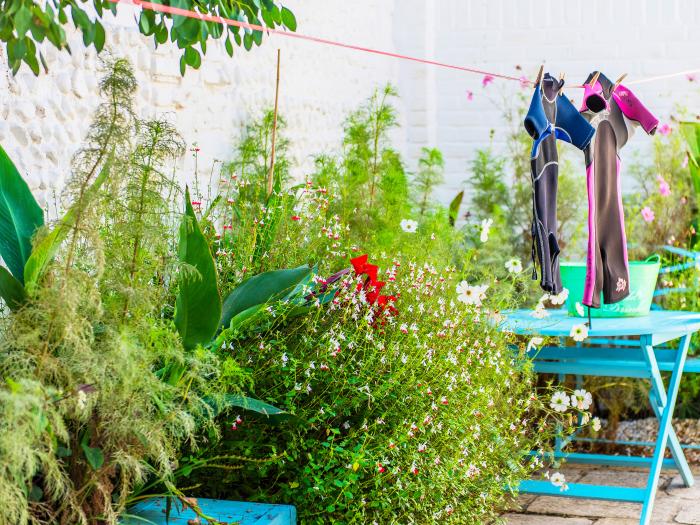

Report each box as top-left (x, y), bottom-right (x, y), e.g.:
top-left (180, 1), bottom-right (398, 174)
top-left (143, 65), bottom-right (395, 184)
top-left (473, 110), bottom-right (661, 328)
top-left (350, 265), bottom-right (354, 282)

top-left (641, 337), bottom-right (694, 487)
top-left (639, 334), bottom-right (690, 525)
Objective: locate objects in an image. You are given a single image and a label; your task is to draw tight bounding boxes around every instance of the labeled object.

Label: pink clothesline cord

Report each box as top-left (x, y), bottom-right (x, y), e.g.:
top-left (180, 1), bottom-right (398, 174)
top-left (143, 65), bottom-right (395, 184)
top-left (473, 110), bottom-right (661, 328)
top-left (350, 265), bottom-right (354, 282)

top-left (110, 0), bottom-right (698, 88)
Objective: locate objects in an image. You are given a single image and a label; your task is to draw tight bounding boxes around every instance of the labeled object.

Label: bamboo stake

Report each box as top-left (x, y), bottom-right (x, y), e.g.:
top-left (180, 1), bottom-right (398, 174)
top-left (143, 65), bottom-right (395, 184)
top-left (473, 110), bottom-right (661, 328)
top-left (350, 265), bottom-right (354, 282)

top-left (267, 49), bottom-right (281, 198)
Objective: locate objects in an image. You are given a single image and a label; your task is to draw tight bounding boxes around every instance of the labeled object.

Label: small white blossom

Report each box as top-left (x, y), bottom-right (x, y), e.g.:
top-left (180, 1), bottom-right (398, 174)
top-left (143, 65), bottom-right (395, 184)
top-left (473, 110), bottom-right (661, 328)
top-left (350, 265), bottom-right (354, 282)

top-left (550, 391), bottom-right (570, 413)
top-left (549, 288), bottom-right (569, 305)
top-left (571, 389), bottom-right (593, 410)
top-left (456, 281), bottom-right (488, 307)
top-left (575, 302), bottom-right (585, 317)
top-left (480, 218), bottom-right (494, 243)
top-left (526, 337), bottom-right (544, 352)
top-left (532, 304), bottom-right (549, 319)
top-left (570, 323), bottom-right (589, 342)
top-left (400, 219), bottom-right (418, 233)
top-left (504, 257), bottom-right (523, 274)
top-left (592, 417), bottom-right (602, 432)
top-left (550, 472), bottom-right (568, 491)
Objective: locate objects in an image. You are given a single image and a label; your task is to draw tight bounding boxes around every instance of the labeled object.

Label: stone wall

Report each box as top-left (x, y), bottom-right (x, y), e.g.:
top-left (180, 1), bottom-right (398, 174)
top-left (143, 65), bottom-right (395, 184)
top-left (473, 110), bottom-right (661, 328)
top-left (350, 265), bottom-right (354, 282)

top-left (0, 0), bottom-right (400, 210)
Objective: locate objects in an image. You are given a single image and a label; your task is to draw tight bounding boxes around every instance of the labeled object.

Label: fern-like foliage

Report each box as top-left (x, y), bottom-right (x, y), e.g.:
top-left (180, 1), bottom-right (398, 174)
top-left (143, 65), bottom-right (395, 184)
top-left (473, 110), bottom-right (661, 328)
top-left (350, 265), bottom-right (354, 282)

top-left (0, 58), bottom-right (224, 525)
top-left (101, 118), bottom-right (185, 321)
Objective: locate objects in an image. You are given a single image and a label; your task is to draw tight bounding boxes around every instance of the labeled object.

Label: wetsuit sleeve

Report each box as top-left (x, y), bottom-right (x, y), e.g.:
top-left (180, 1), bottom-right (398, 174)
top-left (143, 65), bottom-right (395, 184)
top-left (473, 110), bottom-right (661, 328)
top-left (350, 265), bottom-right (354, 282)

top-left (555, 94), bottom-right (595, 150)
top-left (524, 85), bottom-right (548, 140)
top-left (613, 84), bottom-right (659, 135)
top-left (580, 82), bottom-right (610, 113)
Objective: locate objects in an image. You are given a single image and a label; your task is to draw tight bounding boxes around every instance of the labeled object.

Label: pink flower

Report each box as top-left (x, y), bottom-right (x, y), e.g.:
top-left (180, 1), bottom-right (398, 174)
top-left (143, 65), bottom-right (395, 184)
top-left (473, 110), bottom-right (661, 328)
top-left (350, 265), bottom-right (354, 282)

top-left (466, 90), bottom-right (473, 101)
top-left (682, 155), bottom-right (689, 169)
top-left (657, 175), bottom-right (671, 196)
top-left (482, 74), bottom-right (494, 88)
top-left (658, 123), bottom-right (672, 136)
top-left (687, 73), bottom-right (697, 82)
top-left (641, 206), bottom-right (655, 223)
top-left (519, 76), bottom-right (529, 89)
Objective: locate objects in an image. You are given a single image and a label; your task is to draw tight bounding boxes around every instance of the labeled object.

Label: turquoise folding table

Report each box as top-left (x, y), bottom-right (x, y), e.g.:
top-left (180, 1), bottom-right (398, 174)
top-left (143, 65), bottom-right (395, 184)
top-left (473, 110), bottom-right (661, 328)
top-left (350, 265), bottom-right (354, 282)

top-left (501, 309), bottom-right (700, 525)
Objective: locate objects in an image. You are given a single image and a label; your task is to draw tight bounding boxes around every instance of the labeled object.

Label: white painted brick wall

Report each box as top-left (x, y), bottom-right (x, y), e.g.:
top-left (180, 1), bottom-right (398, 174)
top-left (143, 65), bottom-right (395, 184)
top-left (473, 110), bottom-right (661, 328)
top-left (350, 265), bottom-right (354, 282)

top-left (400, 0), bottom-right (700, 204)
top-left (0, 0), bottom-right (698, 209)
top-left (0, 0), bottom-right (400, 208)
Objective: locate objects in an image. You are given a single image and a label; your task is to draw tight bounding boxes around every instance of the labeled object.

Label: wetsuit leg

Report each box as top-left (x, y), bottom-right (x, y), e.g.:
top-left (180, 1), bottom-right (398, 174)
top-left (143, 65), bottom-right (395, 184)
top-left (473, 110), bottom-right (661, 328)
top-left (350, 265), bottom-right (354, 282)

top-left (531, 142), bottom-right (562, 294)
top-left (583, 121), bottom-right (630, 308)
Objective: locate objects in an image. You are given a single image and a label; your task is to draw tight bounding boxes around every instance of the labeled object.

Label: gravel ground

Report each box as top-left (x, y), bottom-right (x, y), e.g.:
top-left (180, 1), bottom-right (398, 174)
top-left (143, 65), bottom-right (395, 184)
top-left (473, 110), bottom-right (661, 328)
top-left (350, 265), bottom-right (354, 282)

top-left (610, 418), bottom-right (700, 463)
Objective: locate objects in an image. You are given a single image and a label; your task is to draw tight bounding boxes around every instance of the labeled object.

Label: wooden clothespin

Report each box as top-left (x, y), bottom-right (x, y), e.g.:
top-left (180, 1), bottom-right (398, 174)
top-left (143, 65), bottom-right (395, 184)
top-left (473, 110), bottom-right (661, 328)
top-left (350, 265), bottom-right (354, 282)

top-left (558, 72), bottom-right (565, 95)
top-left (588, 71), bottom-right (601, 87)
top-left (612, 73), bottom-right (627, 92)
top-left (534, 64), bottom-right (544, 86)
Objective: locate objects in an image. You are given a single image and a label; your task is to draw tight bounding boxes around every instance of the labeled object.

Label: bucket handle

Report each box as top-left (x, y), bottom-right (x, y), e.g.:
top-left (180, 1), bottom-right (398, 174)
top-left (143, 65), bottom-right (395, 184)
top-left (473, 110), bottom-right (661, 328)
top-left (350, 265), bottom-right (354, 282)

top-left (645, 254), bottom-right (661, 264)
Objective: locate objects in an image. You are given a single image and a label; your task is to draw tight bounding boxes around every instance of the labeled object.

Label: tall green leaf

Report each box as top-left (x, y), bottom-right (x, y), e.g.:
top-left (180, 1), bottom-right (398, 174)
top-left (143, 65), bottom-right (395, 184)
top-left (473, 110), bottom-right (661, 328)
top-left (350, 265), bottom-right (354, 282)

top-left (219, 264), bottom-right (311, 331)
top-left (208, 394), bottom-right (299, 424)
top-left (0, 144), bottom-right (44, 283)
top-left (448, 190), bottom-right (464, 226)
top-left (680, 121), bottom-right (700, 160)
top-left (175, 187), bottom-right (221, 350)
top-left (680, 122), bottom-right (700, 200)
top-left (0, 266), bottom-right (26, 311)
top-left (24, 157), bottom-right (112, 293)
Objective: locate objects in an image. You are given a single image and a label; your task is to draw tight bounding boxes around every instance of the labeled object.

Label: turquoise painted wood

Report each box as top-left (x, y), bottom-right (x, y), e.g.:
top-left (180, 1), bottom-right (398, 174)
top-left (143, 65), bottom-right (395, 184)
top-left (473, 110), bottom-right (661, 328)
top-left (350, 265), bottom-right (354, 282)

top-left (500, 309), bottom-right (700, 525)
top-left (122, 497), bottom-right (296, 525)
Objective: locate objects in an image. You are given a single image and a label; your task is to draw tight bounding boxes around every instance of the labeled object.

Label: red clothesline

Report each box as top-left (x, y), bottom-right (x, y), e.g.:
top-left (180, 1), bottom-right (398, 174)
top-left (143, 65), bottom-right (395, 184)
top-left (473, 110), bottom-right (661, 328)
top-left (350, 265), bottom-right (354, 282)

top-left (110, 0), bottom-right (699, 88)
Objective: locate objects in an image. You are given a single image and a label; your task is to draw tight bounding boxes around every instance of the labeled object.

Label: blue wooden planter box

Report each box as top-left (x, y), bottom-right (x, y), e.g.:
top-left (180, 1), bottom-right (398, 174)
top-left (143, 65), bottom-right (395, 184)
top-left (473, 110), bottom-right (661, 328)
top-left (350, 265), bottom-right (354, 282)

top-left (122, 497), bottom-right (296, 525)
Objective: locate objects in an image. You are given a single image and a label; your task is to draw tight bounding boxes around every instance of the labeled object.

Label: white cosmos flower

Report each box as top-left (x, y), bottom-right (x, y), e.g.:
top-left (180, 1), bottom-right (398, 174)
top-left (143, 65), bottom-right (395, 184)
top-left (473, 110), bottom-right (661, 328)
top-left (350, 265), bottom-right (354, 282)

top-left (575, 302), bottom-right (585, 317)
top-left (480, 218), bottom-right (493, 243)
top-left (592, 417), bottom-right (602, 432)
top-left (550, 472), bottom-right (567, 490)
top-left (532, 304), bottom-right (549, 319)
top-left (550, 391), bottom-right (570, 412)
top-left (549, 288), bottom-right (569, 305)
top-left (505, 258), bottom-right (523, 274)
top-left (400, 219), bottom-right (418, 233)
top-left (526, 336), bottom-right (544, 352)
top-left (456, 281), bottom-right (488, 307)
top-left (570, 323), bottom-right (589, 342)
top-left (571, 389), bottom-right (593, 410)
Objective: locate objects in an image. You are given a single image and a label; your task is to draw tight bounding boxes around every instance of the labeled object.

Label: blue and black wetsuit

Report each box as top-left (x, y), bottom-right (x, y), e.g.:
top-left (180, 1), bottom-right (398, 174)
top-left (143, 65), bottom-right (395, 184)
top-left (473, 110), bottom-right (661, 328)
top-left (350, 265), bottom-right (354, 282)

top-left (524, 73), bottom-right (595, 294)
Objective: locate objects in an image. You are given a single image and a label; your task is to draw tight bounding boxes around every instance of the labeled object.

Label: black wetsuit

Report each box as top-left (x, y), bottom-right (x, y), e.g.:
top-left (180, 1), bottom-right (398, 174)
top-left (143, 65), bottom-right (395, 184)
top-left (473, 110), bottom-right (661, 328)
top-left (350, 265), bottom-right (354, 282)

top-left (524, 73), bottom-right (595, 294)
top-left (579, 72), bottom-right (658, 307)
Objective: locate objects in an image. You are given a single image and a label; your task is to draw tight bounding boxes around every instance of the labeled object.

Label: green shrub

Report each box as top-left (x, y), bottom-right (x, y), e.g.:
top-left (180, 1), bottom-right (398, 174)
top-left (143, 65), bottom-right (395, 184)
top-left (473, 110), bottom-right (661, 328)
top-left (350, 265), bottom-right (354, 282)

top-left (189, 252), bottom-right (582, 523)
top-left (0, 58), bottom-right (225, 525)
top-left (174, 86), bottom-right (592, 524)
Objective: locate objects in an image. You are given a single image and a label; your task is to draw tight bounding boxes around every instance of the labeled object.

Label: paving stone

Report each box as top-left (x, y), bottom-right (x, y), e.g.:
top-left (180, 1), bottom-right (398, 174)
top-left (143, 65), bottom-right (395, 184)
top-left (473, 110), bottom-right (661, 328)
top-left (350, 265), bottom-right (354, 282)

top-left (675, 503), bottom-right (700, 525)
top-left (510, 494), bottom-right (537, 511)
top-left (593, 518), bottom-right (640, 525)
top-left (577, 467), bottom-right (670, 489)
top-left (666, 474), bottom-right (700, 501)
top-left (503, 513), bottom-right (592, 524)
top-left (527, 496), bottom-right (641, 519)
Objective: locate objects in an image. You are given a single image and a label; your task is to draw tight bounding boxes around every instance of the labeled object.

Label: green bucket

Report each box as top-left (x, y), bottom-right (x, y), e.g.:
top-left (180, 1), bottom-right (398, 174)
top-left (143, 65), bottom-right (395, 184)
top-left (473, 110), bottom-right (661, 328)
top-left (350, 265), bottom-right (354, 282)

top-left (560, 255), bottom-right (661, 318)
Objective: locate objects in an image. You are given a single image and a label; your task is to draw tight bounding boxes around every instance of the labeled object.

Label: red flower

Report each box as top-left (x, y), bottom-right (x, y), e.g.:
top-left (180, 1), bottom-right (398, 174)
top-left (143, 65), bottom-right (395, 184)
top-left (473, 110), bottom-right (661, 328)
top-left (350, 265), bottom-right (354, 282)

top-left (291, 215), bottom-right (301, 221)
top-left (348, 254), bottom-right (399, 324)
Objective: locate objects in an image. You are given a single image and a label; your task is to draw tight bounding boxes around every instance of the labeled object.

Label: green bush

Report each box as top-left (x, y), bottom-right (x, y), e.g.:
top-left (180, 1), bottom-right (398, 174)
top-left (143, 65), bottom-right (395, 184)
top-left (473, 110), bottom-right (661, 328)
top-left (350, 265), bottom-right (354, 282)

top-left (173, 86), bottom-right (592, 524)
top-left (189, 252), bottom-right (583, 523)
top-left (0, 58), bottom-right (227, 525)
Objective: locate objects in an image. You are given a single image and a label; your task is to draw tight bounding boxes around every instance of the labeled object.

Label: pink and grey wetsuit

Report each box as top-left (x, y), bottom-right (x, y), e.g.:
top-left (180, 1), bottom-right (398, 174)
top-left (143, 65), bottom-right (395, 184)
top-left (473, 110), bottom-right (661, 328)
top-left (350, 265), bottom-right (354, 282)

top-left (580, 72), bottom-right (658, 308)
top-left (524, 73), bottom-right (595, 294)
